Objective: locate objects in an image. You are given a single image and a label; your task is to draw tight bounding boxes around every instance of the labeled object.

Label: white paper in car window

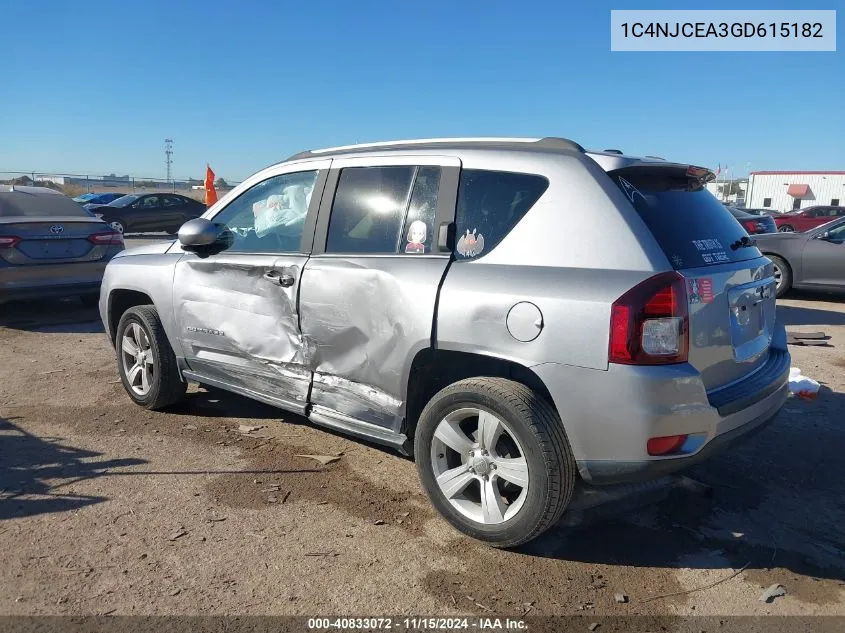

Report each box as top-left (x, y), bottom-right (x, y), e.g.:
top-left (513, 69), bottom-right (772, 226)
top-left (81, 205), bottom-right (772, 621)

top-left (252, 184), bottom-right (312, 237)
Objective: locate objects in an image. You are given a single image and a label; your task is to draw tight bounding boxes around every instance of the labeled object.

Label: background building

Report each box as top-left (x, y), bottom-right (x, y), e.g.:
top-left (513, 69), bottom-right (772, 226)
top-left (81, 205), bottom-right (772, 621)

top-left (746, 171), bottom-right (845, 212)
top-left (705, 179), bottom-right (747, 206)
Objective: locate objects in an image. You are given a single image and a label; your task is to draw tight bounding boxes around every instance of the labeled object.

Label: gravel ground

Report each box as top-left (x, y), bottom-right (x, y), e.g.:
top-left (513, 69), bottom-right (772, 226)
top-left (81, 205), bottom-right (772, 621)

top-left (1, 281), bottom-right (844, 622)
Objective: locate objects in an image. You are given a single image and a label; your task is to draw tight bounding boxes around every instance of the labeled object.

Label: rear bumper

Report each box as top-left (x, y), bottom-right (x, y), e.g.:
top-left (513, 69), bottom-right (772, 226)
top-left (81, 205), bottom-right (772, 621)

top-left (579, 380), bottom-right (787, 483)
top-left (0, 259), bottom-right (111, 303)
top-left (532, 339), bottom-right (790, 485)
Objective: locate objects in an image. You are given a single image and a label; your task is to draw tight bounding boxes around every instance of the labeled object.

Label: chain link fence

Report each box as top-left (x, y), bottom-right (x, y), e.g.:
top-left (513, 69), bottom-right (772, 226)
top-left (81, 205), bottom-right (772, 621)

top-left (0, 171), bottom-right (241, 201)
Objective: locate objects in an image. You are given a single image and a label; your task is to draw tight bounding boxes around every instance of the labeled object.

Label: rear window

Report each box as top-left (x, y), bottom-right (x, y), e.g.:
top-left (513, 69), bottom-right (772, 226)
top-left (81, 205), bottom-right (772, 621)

top-left (610, 167), bottom-right (762, 269)
top-left (0, 191), bottom-right (91, 218)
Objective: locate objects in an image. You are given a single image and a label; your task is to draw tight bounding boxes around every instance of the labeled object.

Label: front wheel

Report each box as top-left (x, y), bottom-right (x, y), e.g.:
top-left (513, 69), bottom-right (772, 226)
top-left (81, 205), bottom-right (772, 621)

top-left (115, 305), bottom-right (186, 409)
top-left (415, 377), bottom-right (575, 548)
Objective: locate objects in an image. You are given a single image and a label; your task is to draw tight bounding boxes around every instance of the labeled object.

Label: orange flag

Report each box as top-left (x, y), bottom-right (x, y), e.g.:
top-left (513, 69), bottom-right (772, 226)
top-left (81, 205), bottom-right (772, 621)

top-left (204, 164), bottom-right (218, 207)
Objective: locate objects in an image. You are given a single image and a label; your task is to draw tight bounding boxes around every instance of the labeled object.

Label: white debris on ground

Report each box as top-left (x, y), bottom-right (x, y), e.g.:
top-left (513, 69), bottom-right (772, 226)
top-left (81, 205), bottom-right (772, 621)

top-left (788, 367), bottom-right (820, 399)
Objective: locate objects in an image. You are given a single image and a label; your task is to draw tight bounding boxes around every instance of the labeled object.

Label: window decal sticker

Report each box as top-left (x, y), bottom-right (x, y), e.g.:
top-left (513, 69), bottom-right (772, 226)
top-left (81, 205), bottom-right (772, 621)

top-left (618, 177), bottom-right (646, 205)
top-left (405, 220), bottom-right (427, 254)
top-left (456, 229), bottom-right (485, 257)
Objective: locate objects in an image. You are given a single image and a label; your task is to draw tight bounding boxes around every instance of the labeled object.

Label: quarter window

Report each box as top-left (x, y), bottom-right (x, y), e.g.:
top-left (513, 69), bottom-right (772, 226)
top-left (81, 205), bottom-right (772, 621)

top-left (210, 170), bottom-right (318, 253)
top-left (454, 169), bottom-right (549, 260)
top-left (326, 166), bottom-right (415, 254)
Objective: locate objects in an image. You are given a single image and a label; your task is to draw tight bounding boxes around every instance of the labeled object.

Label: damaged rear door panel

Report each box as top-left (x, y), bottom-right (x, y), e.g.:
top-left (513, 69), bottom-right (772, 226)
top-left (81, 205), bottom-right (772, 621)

top-left (300, 156), bottom-right (460, 442)
top-left (172, 161), bottom-right (331, 413)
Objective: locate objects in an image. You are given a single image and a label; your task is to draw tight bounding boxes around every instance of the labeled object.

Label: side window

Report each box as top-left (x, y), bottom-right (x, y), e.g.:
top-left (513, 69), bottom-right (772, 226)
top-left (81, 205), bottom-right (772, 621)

top-left (401, 167), bottom-right (441, 254)
top-left (161, 196), bottom-right (179, 207)
top-left (326, 166), bottom-right (415, 254)
top-left (210, 170), bottom-right (318, 253)
top-left (454, 169), bottom-right (549, 260)
top-left (141, 196), bottom-right (161, 209)
top-left (763, 197), bottom-right (772, 207)
top-left (827, 224), bottom-right (845, 241)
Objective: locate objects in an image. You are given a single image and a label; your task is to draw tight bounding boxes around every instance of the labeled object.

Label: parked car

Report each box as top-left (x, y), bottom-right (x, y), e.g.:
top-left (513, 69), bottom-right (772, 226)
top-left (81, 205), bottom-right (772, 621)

top-left (1, 185), bottom-right (123, 305)
top-left (99, 138), bottom-right (789, 547)
top-left (773, 205), bottom-right (845, 233)
top-left (73, 192), bottom-right (126, 206)
top-left (755, 217), bottom-right (845, 297)
top-left (725, 206), bottom-right (777, 234)
top-left (740, 208), bottom-right (773, 216)
top-left (88, 193), bottom-right (206, 235)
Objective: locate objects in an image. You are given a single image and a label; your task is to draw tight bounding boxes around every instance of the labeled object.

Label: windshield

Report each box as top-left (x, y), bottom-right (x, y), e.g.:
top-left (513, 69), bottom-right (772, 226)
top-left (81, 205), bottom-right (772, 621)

top-left (74, 193), bottom-right (97, 202)
top-left (611, 166), bottom-right (762, 269)
top-left (107, 194), bottom-right (140, 207)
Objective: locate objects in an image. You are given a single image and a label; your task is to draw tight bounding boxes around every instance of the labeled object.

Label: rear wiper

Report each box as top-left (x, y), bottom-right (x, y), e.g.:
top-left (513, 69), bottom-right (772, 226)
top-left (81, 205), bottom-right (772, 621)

top-left (730, 236), bottom-right (757, 250)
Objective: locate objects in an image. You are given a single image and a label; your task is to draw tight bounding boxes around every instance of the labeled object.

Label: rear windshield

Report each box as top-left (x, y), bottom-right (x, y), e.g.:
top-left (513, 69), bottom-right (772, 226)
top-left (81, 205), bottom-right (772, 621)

top-left (610, 167), bottom-right (762, 269)
top-left (0, 191), bottom-right (91, 218)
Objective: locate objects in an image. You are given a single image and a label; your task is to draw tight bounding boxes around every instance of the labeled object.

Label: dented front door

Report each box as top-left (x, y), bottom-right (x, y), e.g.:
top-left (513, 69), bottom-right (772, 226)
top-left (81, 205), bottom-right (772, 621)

top-left (173, 252), bottom-right (311, 410)
top-left (171, 162), bottom-right (330, 413)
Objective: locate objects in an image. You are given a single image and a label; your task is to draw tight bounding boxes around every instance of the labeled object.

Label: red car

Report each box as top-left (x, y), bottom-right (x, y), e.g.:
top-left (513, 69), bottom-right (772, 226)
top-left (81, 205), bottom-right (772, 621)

top-left (774, 205), bottom-right (845, 233)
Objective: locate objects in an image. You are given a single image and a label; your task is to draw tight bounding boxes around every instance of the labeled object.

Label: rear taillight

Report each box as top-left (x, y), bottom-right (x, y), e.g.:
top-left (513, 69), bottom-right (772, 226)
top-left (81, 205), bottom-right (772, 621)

top-left (0, 236), bottom-right (21, 248)
top-left (609, 272), bottom-right (689, 365)
top-left (742, 219), bottom-right (765, 234)
top-left (88, 231), bottom-right (124, 246)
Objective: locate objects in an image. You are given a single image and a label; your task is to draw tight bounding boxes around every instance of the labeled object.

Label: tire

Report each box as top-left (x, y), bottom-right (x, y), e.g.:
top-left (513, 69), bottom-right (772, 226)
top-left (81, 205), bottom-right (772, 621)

top-left (115, 305), bottom-right (186, 409)
top-left (768, 255), bottom-right (792, 298)
top-left (79, 293), bottom-right (99, 308)
top-left (109, 219), bottom-right (126, 234)
top-left (778, 225), bottom-right (794, 233)
top-left (414, 377), bottom-right (576, 548)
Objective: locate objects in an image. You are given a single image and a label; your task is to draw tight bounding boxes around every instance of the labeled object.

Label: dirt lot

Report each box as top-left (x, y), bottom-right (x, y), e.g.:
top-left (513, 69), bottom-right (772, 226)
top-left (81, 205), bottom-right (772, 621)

top-left (1, 266), bottom-right (844, 623)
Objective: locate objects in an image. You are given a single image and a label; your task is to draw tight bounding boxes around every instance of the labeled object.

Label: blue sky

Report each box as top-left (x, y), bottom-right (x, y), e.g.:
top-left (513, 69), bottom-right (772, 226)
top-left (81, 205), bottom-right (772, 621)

top-left (1, 0), bottom-right (842, 182)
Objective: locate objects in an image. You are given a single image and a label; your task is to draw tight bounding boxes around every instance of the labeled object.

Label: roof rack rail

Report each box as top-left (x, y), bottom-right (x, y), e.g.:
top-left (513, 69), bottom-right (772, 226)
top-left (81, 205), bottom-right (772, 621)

top-left (284, 136), bottom-right (584, 161)
top-left (603, 149), bottom-right (623, 154)
top-left (534, 137), bottom-right (585, 152)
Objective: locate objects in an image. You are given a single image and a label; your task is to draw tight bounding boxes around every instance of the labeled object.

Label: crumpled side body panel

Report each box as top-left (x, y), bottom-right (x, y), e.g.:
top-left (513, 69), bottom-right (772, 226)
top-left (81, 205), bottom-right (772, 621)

top-left (300, 256), bottom-right (450, 431)
top-left (172, 252), bottom-right (312, 408)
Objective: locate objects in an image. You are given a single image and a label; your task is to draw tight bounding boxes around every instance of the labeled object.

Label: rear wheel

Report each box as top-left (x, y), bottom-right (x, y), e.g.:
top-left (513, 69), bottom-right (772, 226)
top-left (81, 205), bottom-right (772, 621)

top-left (778, 225), bottom-right (794, 233)
top-left (769, 255), bottom-right (792, 298)
top-left (115, 305), bottom-right (186, 409)
top-left (415, 377), bottom-right (575, 548)
top-left (109, 219), bottom-right (126, 234)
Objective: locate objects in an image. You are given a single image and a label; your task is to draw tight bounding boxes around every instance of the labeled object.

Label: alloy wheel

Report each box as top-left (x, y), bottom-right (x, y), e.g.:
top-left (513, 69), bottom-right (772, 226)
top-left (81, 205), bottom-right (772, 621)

top-left (121, 322), bottom-right (155, 396)
top-left (430, 407), bottom-right (529, 525)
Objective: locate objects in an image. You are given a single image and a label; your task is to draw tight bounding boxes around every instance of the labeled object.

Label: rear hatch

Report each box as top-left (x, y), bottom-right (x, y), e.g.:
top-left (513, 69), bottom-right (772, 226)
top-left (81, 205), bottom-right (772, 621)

top-left (610, 165), bottom-right (778, 392)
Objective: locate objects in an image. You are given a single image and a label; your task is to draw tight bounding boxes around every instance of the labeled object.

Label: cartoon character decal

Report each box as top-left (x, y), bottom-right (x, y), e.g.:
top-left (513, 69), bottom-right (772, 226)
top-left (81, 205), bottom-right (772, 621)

top-left (405, 220), bottom-right (427, 254)
top-left (456, 229), bottom-right (485, 258)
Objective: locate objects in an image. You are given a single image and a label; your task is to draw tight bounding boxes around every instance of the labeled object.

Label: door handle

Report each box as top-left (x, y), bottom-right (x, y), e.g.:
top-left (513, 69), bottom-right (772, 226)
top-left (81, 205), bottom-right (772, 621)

top-left (263, 270), bottom-right (295, 287)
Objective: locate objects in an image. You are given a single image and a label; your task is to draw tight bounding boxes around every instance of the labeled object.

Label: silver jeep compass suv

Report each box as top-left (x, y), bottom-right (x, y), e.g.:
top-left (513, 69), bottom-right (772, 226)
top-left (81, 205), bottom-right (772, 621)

top-left (99, 137), bottom-right (789, 547)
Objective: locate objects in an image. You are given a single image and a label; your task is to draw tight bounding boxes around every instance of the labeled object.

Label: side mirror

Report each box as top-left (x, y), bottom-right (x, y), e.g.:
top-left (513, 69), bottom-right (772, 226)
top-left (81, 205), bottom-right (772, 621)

top-left (817, 231), bottom-right (831, 240)
top-left (178, 218), bottom-right (222, 248)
